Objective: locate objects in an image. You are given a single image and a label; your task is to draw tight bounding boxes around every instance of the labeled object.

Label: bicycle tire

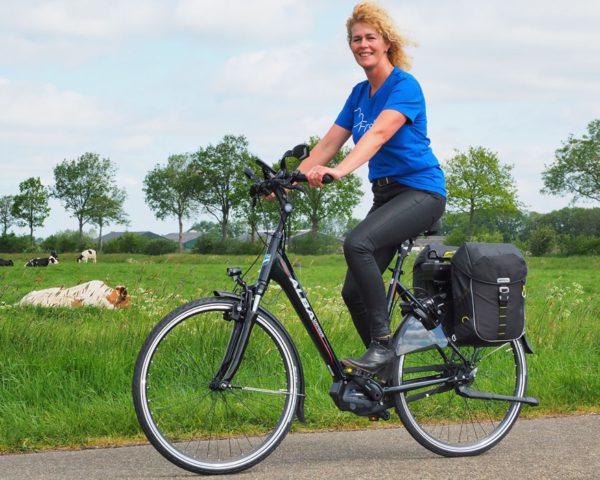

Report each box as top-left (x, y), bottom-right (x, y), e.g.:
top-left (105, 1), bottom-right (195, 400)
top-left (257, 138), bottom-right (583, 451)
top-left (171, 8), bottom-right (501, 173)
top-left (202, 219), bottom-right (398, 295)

top-left (393, 339), bottom-right (527, 456)
top-left (132, 297), bottom-right (301, 475)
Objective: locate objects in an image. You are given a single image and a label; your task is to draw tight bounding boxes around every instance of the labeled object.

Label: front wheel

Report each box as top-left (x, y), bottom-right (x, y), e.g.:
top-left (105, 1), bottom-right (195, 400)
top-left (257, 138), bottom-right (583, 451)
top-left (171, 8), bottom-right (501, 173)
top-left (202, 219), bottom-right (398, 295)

top-left (393, 340), bottom-right (527, 456)
top-left (132, 297), bottom-right (301, 475)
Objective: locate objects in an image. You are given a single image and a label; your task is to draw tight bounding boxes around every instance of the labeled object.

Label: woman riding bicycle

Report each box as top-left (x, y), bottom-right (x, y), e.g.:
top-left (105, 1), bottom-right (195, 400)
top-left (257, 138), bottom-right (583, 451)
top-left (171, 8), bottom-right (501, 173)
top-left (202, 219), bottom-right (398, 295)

top-left (299, 2), bottom-right (446, 374)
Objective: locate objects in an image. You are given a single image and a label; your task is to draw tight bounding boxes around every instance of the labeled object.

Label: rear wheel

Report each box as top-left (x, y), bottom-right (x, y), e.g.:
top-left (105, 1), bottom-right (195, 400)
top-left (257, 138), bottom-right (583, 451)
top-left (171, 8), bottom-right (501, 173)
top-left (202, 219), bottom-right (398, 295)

top-left (132, 297), bottom-right (301, 475)
top-left (393, 340), bottom-right (527, 456)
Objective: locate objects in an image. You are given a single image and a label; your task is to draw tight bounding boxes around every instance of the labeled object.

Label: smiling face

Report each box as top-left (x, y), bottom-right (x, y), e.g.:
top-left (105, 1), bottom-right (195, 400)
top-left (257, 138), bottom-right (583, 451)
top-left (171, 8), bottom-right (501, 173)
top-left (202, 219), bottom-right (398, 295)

top-left (349, 22), bottom-right (391, 71)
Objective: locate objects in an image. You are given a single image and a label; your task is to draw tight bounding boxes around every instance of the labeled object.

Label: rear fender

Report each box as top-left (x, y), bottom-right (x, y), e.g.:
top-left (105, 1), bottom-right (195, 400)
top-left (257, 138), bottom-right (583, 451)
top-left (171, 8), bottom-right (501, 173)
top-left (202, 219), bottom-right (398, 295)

top-left (521, 333), bottom-right (535, 354)
top-left (213, 290), bottom-right (307, 422)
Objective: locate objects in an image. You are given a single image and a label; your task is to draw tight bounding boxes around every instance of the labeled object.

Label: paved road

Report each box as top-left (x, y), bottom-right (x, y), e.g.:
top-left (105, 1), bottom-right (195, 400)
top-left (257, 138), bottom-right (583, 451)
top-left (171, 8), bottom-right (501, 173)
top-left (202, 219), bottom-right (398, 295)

top-left (0, 415), bottom-right (598, 479)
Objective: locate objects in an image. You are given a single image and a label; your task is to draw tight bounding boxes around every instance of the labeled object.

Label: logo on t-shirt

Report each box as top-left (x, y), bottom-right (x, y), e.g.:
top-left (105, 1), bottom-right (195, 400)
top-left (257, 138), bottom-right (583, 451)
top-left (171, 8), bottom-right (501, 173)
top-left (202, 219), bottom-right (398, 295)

top-left (353, 108), bottom-right (373, 133)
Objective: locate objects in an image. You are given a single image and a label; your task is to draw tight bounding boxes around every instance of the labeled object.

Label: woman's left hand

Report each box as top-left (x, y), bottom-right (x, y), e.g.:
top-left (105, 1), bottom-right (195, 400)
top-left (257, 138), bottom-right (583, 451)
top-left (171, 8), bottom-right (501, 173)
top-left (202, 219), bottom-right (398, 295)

top-left (306, 165), bottom-right (343, 188)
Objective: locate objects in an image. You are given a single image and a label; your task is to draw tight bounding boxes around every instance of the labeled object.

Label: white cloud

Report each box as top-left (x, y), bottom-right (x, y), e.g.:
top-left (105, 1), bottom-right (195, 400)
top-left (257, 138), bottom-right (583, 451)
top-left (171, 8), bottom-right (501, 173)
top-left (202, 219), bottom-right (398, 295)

top-left (173, 0), bottom-right (314, 40)
top-left (0, 78), bottom-right (123, 129)
top-left (391, 0), bottom-right (600, 102)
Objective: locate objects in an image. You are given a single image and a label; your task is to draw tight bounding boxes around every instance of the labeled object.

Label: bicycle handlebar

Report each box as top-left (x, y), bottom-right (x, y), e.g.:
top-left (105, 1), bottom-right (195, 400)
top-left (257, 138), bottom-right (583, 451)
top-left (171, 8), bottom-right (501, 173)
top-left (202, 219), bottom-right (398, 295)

top-left (246, 145), bottom-right (334, 199)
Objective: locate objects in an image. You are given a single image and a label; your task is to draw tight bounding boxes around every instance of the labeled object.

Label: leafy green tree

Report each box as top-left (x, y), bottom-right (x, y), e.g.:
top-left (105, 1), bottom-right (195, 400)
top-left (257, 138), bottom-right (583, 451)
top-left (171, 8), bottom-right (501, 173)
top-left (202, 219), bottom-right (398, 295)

top-left (542, 119), bottom-right (600, 203)
top-left (445, 146), bottom-right (520, 238)
top-left (192, 135), bottom-right (257, 241)
top-left (11, 177), bottom-right (51, 245)
top-left (143, 153), bottom-right (202, 252)
top-left (290, 137), bottom-right (363, 233)
top-left (53, 152), bottom-right (122, 246)
top-left (89, 188), bottom-right (129, 251)
top-left (189, 220), bottom-right (221, 238)
top-left (0, 195), bottom-right (15, 236)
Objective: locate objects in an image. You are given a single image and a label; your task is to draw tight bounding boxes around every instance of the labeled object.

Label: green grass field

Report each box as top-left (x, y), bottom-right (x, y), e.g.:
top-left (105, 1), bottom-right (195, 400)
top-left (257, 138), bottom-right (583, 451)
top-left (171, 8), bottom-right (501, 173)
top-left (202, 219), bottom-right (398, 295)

top-left (0, 252), bottom-right (598, 452)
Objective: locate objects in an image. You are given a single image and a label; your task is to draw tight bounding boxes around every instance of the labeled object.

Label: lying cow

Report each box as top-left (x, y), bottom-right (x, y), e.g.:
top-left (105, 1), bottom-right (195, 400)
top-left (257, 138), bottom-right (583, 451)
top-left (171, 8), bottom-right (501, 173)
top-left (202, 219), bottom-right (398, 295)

top-left (19, 280), bottom-right (129, 309)
top-left (77, 249), bottom-right (97, 263)
top-left (0, 258), bottom-right (14, 266)
top-left (25, 255), bottom-right (59, 267)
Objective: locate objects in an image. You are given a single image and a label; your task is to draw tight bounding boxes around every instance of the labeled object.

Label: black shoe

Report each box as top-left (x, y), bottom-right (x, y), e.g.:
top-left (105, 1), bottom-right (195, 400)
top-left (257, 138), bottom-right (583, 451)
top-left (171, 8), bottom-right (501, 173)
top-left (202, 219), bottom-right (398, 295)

top-left (341, 338), bottom-right (394, 374)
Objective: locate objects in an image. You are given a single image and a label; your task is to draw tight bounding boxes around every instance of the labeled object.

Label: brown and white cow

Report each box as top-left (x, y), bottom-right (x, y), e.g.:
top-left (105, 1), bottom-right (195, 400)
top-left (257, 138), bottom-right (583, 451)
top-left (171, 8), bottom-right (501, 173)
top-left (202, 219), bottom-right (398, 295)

top-left (19, 280), bottom-right (129, 309)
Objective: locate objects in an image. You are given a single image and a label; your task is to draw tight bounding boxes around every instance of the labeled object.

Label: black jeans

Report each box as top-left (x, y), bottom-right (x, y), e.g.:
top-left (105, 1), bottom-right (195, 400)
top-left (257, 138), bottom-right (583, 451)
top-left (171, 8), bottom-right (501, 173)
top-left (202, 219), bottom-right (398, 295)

top-left (341, 182), bottom-right (446, 347)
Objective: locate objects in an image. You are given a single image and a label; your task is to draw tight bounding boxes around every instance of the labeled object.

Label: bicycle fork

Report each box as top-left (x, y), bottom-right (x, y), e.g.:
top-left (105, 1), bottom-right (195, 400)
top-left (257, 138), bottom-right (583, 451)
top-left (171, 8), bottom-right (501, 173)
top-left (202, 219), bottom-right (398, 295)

top-left (209, 281), bottom-right (257, 390)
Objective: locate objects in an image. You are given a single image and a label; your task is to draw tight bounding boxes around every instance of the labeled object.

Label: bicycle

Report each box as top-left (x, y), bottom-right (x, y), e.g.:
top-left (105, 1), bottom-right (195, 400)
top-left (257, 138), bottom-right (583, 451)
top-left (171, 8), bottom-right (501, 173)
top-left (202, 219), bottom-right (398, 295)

top-left (132, 144), bottom-right (539, 475)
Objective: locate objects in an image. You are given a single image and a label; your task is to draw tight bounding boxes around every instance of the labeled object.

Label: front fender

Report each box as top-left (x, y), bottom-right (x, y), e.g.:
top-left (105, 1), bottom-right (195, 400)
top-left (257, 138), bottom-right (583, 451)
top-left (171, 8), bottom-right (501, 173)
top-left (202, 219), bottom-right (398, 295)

top-left (213, 290), bottom-right (307, 422)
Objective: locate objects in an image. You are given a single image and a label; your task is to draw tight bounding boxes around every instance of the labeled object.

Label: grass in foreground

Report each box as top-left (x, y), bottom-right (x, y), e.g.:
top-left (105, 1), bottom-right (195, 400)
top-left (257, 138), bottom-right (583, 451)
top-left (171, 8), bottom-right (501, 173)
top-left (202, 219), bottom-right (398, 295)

top-left (0, 253), bottom-right (598, 451)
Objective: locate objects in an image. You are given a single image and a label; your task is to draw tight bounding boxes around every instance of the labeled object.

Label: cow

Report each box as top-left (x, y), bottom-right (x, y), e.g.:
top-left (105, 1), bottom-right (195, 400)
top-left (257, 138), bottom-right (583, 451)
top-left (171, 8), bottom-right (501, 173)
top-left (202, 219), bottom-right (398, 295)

top-left (19, 280), bottom-right (129, 309)
top-left (25, 255), bottom-right (59, 267)
top-left (0, 258), bottom-right (14, 266)
top-left (77, 249), bottom-right (97, 263)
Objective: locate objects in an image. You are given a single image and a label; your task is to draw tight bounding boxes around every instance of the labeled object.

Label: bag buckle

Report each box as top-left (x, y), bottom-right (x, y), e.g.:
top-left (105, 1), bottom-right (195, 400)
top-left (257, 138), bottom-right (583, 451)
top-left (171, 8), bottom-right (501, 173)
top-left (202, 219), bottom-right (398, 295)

top-left (498, 286), bottom-right (510, 304)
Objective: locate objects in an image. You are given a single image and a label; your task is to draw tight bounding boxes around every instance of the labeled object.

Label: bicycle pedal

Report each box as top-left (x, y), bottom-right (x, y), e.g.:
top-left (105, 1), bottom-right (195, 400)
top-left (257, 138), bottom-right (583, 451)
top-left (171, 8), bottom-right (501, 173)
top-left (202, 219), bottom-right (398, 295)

top-left (368, 411), bottom-right (390, 422)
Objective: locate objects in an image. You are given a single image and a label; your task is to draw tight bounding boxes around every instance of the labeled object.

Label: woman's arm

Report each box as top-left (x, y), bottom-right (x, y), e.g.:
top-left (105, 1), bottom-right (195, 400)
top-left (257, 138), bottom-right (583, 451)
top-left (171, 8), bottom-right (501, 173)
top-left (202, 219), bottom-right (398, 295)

top-left (297, 124), bottom-right (351, 173)
top-left (306, 109), bottom-right (407, 187)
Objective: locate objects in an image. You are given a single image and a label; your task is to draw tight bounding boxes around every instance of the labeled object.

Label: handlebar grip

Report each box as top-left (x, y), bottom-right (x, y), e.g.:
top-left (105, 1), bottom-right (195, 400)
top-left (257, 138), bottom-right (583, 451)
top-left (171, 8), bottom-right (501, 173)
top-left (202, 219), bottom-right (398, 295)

top-left (292, 172), bottom-right (334, 184)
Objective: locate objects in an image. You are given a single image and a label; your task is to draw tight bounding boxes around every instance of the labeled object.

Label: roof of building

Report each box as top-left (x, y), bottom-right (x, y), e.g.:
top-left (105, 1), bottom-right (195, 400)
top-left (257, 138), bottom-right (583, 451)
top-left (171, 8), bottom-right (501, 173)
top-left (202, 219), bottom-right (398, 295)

top-left (164, 231), bottom-right (203, 243)
top-left (100, 231), bottom-right (170, 242)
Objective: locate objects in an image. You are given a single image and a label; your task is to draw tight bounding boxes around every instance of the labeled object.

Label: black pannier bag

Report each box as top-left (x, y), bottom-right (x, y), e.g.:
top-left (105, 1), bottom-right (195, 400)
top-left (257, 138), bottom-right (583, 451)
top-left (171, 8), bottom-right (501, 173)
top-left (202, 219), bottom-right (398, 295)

top-left (451, 242), bottom-right (527, 345)
top-left (412, 244), bottom-right (458, 326)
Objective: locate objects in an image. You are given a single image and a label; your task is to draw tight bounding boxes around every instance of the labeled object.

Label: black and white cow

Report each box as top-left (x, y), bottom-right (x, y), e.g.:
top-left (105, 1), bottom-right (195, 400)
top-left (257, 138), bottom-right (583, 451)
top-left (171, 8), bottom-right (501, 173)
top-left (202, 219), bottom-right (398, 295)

top-left (0, 258), bottom-right (14, 266)
top-left (25, 255), bottom-right (59, 267)
top-left (77, 249), bottom-right (97, 263)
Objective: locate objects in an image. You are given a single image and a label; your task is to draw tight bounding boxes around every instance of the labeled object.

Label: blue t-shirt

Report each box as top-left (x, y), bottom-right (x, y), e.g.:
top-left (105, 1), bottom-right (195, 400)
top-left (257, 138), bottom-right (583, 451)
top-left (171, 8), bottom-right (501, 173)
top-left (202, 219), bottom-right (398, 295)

top-left (335, 67), bottom-right (446, 197)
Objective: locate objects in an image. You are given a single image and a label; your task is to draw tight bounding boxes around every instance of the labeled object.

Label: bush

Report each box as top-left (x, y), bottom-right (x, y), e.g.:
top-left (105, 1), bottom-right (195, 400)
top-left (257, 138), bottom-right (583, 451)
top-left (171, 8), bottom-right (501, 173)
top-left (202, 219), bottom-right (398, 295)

top-left (444, 229), bottom-right (468, 247)
top-left (144, 239), bottom-right (178, 256)
top-left (473, 230), bottom-right (504, 243)
top-left (557, 235), bottom-right (600, 256)
top-left (529, 226), bottom-right (556, 256)
top-left (193, 235), bottom-right (217, 254)
top-left (288, 232), bottom-right (342, 255)
top-left (104, 233), bottom-right (150, 254)
top-left (193, 235), bottom-right (263, 255)
top-left (0, 234), bottom-right (31, 253)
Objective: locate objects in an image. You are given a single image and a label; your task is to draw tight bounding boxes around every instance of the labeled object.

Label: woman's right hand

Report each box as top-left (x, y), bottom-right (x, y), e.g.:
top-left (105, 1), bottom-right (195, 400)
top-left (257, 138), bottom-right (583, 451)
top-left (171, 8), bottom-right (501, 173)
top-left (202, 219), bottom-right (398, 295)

top-left (306, 165), bottom-right (342, 188)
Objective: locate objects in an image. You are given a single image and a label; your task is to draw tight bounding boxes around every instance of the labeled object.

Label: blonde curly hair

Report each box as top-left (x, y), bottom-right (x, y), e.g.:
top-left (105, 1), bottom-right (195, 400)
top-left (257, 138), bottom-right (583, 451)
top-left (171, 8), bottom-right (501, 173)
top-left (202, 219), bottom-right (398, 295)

top-left (346, 2), bottom-right (412, 70)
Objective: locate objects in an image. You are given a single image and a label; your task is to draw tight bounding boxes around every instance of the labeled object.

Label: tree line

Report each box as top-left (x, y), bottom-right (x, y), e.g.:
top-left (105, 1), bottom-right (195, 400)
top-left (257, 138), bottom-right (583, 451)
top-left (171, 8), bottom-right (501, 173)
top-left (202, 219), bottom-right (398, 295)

top-left (1, 119), bottom-right (598, 255)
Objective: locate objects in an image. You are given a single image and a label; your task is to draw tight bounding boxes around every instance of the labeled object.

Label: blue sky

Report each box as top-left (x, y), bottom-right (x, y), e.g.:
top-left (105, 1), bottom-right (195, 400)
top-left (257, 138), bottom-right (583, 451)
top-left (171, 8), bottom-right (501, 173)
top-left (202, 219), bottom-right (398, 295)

top-left (1, 0), bottom-right (599, 238)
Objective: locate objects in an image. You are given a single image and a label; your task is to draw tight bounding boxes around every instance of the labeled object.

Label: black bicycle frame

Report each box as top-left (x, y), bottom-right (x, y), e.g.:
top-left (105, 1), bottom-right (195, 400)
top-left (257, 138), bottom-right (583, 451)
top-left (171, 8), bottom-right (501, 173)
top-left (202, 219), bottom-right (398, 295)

top-left (257, 212), bottom-right (347, 381)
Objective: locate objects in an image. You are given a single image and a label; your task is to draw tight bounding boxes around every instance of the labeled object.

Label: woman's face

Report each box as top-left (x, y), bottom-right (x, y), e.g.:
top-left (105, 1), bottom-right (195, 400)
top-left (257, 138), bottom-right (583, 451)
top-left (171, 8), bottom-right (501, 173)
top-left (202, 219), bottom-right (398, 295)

top-left (349, 22), bottom-right (391, 71)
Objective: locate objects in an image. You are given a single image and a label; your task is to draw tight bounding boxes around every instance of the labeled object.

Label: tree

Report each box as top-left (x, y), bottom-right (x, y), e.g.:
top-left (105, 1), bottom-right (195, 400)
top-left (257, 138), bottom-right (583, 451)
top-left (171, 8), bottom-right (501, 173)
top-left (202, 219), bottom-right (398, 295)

top-left (542, 119), bottom-right (600, 203)
top-left (89, 188), bottom-right (129, 251)
top-left (143, 153), bottom-right (202, 252)
top-left (53, 152), bottom-right (122, 246)
top-left (11, 177), bottom-right (50, 245)
top-left (0, 195), bottom-right (15, 236)
top-left (192, 135), bottom-right (257, 241)
top-left (290, 137), bottom-right (363, 233)
top-left (445, 146), bottom-right (520, 238)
